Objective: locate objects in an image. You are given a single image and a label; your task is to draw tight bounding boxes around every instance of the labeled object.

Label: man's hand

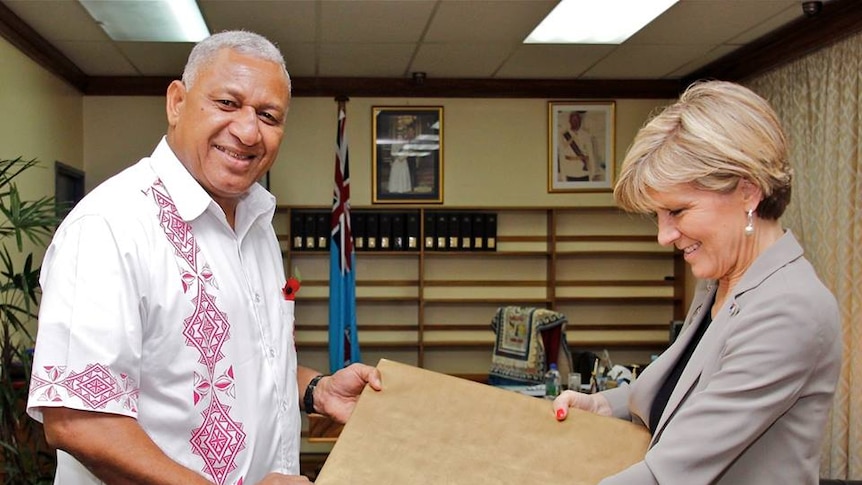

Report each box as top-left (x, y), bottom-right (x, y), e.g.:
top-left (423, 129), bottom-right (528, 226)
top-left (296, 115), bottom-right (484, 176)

top-left (315, 363), bottom-right (383, 424)
top-left (255, 473), bottom-right (312, 484)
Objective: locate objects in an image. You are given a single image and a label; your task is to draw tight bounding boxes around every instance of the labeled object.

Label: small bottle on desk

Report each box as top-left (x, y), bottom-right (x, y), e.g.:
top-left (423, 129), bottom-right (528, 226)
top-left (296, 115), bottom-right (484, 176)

top-left (544, 363), bottom-right (561, 399)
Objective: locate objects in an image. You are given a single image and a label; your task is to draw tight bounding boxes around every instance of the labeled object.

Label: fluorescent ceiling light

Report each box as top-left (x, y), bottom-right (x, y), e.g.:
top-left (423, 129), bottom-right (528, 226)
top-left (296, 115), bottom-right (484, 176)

top-left (79, 0), bottom-right (210, 42)
top-left (525, 0), bottom-right (678, 45)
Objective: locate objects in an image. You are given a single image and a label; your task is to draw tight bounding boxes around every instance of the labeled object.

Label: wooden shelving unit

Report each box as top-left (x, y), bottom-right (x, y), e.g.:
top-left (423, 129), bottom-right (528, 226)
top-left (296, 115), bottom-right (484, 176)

top-left (275, 205), bottom-right (685, 377)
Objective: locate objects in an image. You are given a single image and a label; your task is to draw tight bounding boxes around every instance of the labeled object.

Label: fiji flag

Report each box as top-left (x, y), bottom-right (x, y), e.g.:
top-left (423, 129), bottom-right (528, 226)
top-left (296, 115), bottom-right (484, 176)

top-left (329, 99), bottom-right (360, 372)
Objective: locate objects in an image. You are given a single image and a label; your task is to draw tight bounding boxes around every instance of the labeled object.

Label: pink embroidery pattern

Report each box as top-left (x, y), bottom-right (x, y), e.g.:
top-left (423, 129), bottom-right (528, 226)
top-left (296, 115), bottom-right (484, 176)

top-left (29, 364), bottom-right (139, 412)
top-left (150, 180), bottom-right (246, 485)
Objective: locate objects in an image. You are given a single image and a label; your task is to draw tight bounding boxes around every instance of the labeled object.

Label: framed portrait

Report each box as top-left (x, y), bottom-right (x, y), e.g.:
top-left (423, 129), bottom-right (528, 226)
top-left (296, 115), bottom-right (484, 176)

top-left (372, 106), bottom-right (443, 204)
top-left (548, 101), bottom-right (615, 193)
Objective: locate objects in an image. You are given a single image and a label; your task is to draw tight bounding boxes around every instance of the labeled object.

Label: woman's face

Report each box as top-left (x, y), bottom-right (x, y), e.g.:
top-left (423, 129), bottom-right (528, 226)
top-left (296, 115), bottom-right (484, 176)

top-left (648, 183), bottom-right (752, 282)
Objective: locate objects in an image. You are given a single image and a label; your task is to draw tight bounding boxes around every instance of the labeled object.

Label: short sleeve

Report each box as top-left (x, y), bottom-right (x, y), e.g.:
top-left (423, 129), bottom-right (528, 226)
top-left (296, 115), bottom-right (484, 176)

top-left (27, 214), bottom-right (144, 422)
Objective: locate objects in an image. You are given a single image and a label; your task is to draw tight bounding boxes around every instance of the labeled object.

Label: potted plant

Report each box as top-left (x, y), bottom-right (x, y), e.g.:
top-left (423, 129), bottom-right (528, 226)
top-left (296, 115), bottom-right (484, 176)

top-left (0, 157), bottom-right (60, 483)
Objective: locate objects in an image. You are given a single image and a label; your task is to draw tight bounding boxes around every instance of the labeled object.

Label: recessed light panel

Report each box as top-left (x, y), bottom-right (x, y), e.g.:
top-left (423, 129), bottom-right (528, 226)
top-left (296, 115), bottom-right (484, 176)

top-left (525, 0), bottom-right (678, 44)
top-left (79, 0), bottom-right (209, 42)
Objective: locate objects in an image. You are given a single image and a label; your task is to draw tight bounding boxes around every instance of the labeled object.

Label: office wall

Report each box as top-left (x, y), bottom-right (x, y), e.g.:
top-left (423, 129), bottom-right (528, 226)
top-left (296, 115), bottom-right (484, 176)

top-left (0, 36), bottom-right (83, 338)
top-left (82, 94), bottom-right (694, 306)
top-left (0, 36), bottom-right (83, 198)
top-left (82, 95), bottom-right (668, 208)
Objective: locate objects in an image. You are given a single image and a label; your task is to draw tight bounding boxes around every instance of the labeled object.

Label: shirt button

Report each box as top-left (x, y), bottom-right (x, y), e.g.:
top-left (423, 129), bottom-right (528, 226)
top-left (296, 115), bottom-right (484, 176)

top-left (269, 348), bottom-right (276, 358)
top-left (254, 293), bottom-right (261, 303)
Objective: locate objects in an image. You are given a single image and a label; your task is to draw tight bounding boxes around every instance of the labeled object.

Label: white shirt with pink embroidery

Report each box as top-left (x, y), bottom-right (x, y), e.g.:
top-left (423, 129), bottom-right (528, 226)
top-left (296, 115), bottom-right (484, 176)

top-left (27, 137), bottom-right (300, 485)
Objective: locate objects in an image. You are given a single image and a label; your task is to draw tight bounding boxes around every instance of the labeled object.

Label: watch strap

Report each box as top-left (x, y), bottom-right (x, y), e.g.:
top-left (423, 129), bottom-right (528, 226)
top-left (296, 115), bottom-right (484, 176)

top-left (303, 374), bottom-right (326, 414)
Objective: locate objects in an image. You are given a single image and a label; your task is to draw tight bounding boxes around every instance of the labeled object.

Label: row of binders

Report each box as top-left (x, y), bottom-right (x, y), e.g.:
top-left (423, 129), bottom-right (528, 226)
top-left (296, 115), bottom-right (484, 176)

top-left (290, 210), bottom-right (497, 252)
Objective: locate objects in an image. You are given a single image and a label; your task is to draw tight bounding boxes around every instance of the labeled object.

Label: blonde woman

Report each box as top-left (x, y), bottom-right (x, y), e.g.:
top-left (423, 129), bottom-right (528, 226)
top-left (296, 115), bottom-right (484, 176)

top-left (554, 81), bottom-right (841, 484)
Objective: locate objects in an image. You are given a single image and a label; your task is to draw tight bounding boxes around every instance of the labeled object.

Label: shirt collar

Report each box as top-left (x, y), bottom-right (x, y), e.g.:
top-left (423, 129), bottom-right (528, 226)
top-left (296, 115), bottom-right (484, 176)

top-left (147, 137), bottom-right (276, 230)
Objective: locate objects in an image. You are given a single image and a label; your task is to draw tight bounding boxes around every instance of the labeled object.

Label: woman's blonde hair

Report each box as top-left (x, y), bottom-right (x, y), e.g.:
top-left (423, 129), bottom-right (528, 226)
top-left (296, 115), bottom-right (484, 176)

top-left (613, 80), bottom-right (792, 220)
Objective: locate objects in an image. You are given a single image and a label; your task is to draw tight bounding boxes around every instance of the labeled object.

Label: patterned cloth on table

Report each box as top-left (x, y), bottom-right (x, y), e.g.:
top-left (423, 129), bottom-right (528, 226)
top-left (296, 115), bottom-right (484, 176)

top-left (489, 306), bottom-right (571, 385)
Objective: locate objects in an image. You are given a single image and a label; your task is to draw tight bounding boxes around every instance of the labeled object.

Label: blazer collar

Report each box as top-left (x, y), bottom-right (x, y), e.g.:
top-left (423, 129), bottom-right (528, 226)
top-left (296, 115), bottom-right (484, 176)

top-left (642, 230), bottom-right (803, 445)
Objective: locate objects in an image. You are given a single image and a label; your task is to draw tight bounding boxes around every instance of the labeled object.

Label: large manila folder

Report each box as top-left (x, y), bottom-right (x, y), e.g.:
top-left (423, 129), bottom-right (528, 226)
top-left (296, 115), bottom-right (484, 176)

top-left (315, 359), bottom-right (650, 484)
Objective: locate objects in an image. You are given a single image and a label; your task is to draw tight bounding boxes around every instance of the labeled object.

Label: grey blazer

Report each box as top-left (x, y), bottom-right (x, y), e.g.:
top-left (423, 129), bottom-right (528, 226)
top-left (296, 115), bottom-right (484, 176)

top-left (600, 231), bottom-right (841, 485)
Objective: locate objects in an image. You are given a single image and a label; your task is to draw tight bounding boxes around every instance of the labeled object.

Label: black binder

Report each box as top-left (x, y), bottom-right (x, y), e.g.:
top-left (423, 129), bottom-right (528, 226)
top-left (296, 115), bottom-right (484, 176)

top-left (379, 213), bottom-right (392, 250)
top-left (352, 211), bottom-right (366, 250)
top-left (304, 213), bottom-right (317, 250)
top-left (424, 212), bottom-right (436, 250)
top-left (485, 212), bottom-right (497, 251)
top-left (472, 213), bottom-right (485, 250)
top-left (366, 212), bottom-right (379, 250)
top-left (448, 213), bottom-right (460, 250)
top-left (291, 212), bottom-right (304, 250)
top-left (406, 212), bottom-right (420, 250)
top-left (460, 213), bottom-right (473, 250)
top-left (392, 213), bottom-right (406, 250)
top-left (435, 212), bottom-right (448, 250)
top-left (315, 212), bottom-right (330, 250)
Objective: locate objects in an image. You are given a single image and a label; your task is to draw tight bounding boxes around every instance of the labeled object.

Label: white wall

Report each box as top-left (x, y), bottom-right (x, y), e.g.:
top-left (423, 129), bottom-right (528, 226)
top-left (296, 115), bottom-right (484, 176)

top-left (0, 36), bottom-right (84, 339)
top-left (82, 95), bottom-right (668, 208)
top-left (0, 36), bottom-right (83, 197)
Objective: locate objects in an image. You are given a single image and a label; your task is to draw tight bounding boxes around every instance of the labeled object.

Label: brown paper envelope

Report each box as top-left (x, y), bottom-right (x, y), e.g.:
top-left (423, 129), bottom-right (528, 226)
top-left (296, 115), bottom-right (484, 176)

top-left (315, 359), bottom-right (650, 484)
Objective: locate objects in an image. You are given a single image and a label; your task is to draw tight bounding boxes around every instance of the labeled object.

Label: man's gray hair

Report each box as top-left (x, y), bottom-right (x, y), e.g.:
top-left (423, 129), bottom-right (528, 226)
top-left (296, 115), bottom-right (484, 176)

top-left (182, 30), bottom-right (290, 90)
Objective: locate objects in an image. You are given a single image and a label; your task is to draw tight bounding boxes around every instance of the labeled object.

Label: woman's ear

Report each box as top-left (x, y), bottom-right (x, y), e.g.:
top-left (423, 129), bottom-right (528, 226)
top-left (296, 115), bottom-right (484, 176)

top-left (739, 178), bottom-right (764, 208)
top-left (165, 80), bottom-right (186, 128)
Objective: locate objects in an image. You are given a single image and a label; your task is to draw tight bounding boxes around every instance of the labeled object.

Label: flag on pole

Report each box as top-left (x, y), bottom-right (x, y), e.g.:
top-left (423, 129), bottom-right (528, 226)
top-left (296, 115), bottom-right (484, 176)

top-left (329, 98), bottom-right (360, 372)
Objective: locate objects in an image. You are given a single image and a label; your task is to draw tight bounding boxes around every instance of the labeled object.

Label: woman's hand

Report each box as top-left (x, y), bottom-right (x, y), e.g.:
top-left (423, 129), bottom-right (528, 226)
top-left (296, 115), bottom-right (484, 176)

top-left (552, 390), bottom-right (613, 421)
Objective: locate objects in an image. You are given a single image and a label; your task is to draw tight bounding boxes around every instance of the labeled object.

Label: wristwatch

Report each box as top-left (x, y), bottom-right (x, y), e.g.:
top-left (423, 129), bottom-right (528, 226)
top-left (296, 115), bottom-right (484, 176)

top-left (303, 374), bottom-right (326, 414)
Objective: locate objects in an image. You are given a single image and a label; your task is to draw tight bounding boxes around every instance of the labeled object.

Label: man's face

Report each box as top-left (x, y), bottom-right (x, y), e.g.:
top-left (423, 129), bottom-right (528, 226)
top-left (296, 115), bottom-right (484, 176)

top-left (569, 112), bottom-right (582, 130)
top-left (166, 48), bottom-right (290, 210)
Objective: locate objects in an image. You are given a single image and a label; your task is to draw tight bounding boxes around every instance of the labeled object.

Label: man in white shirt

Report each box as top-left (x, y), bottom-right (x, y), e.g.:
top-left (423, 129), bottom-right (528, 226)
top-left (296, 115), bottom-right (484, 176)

top-left (558, 111), bottom-right (602, 182)
top-left (27, 31), bottom-right (381, 485)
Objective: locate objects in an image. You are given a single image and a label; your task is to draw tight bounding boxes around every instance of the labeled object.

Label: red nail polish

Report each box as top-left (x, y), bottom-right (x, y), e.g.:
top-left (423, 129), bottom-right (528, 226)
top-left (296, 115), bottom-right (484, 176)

top-left (556, 408), bottom-right (565, 420)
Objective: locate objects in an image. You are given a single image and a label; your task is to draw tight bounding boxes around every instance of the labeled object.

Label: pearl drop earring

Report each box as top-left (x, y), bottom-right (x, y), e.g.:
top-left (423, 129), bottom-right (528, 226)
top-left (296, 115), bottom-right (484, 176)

top-left (744, 209), bottom-right (755, 236)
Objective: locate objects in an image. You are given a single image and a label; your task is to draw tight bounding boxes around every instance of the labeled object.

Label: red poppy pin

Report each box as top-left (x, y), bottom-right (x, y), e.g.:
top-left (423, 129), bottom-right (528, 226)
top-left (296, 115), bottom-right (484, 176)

top-left (282, 268), bottom-right (302, 301)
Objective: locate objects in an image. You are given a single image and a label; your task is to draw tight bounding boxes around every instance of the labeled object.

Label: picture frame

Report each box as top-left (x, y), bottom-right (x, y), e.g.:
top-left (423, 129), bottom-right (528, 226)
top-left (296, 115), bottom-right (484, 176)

top-left (372, 106), bottom-right (443, 204)
top-left (548, 101), bottom-right (615, 193)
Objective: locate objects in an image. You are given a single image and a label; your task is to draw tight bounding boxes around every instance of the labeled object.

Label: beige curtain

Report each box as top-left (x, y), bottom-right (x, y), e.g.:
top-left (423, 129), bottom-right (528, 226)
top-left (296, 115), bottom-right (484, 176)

top-left (747, 32), bottom-right (862, 480)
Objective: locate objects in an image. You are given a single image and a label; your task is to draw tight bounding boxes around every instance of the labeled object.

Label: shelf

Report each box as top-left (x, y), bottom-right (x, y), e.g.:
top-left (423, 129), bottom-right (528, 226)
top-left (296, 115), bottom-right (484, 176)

top-left (423, 298), bottom-right (553, 305)
top-left (277, 205), bottom-right (685, 374)
top-left (292, 250), bottom-right (421, 256)
top-left (555, 251), bottom-right (674, 258)
top-left (423, 280), bottom-right (547, 287)
top-left (554, 296), bottom-right (677, 304)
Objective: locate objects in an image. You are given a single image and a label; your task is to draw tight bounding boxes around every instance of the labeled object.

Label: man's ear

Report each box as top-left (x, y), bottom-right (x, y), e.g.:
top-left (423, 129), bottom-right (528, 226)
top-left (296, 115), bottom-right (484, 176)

top-left (165, 80), bottom-right (186, 128)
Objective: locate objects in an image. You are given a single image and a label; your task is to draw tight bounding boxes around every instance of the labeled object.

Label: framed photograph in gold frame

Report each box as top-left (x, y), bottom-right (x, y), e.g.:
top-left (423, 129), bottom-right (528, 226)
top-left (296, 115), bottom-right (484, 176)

top-left (548, 101), bottom-right (615, 193)
top-left (372, 106), bottom-right (443, 204)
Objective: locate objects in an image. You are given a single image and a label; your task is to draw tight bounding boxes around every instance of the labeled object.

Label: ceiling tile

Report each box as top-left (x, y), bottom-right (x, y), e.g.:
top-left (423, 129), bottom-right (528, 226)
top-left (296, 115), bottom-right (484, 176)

top-left (53, 40), bottom-right (138, 76)
top-left (0, 0), bottom-right (823, 81)
top-left (496, 44), bottom-right (616, 79)
top-left (201, 0), bottom-right (317, 44)
top-left (279, 42), bottom-right (318, 78)
top-left (727, 3), bottom-right (802, 44)
top-left (318, 43), bottom-right (416, 77)
top-left (4, 0), bottom-right (107, 42)
top-left (665, 44), bottom-right (739, 78)
top-left (114, 42), bottom-right (193, 77)
top-left (425, 0), bottom-right (556, 43)
top-left (321, 0), bottom-right (436, 43)
top-left (583, 44), bottom-right (716, 79)
top-left (630, 0), bottom-right (798, 46)
top-left (413, 42), bottom-right (516, 78)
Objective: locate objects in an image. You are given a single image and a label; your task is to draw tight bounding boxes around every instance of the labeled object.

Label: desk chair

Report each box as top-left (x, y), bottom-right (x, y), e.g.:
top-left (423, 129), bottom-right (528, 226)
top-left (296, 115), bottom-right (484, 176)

top-left (488, 306), bottom-right (573, 386)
